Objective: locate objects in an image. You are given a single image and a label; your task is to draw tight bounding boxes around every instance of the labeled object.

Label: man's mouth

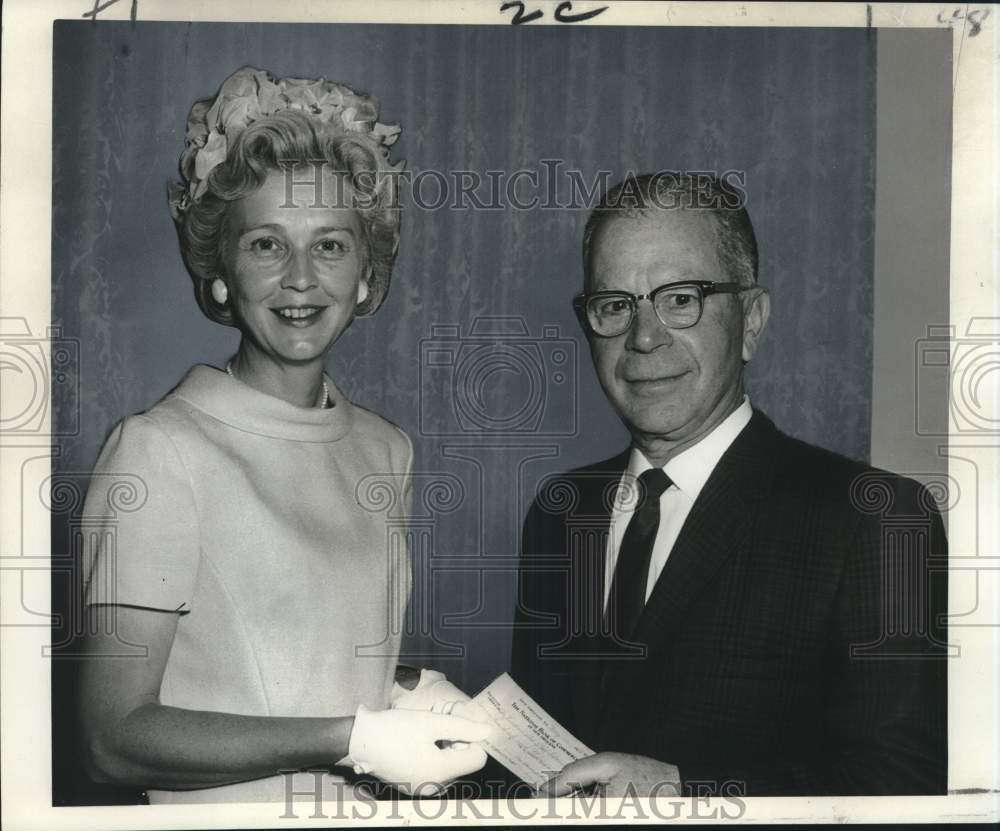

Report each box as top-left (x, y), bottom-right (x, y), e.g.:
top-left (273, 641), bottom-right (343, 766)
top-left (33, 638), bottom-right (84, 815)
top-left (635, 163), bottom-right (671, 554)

top-left (624, 370), bottom-right (690, 385)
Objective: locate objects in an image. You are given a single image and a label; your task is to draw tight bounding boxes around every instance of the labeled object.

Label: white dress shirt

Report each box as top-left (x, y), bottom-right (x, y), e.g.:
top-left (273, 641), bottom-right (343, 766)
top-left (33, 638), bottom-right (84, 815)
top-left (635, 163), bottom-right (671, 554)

top-left (603, 397), bottom-right (754, 611)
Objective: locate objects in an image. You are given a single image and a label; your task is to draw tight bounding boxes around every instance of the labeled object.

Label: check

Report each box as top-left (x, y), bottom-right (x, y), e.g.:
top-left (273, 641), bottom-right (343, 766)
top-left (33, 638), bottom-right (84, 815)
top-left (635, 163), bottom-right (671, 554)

top-left (471, 673), bottom-right (594, 790)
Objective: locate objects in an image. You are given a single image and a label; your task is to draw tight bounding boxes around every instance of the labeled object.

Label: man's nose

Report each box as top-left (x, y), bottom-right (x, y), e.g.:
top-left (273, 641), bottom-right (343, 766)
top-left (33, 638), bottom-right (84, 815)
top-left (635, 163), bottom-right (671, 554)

top-left (626, 299), bottom-right (674, 352)
top-left (281, 250), bottom-right (317, 291)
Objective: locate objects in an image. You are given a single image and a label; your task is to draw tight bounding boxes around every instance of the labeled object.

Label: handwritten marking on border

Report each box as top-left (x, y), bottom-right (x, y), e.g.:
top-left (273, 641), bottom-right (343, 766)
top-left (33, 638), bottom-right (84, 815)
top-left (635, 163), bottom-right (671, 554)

top-left (501, 1), bottom-right (609, 25)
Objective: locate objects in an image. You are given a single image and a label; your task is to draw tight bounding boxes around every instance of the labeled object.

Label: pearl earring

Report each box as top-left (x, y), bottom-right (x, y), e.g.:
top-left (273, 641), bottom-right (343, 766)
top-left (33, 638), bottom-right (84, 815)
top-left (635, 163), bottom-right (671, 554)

top-left (211, 278), bottom-right (228, 305)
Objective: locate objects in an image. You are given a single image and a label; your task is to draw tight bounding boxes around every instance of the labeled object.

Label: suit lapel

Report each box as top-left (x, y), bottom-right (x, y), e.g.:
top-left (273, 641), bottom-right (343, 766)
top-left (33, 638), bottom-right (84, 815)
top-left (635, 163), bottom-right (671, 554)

top-left (630, 411), bottom-right (780, 650)
top-left (596, 413), bottom-right (781, 744)
top-left (564, 450), bottom-right (629, 735)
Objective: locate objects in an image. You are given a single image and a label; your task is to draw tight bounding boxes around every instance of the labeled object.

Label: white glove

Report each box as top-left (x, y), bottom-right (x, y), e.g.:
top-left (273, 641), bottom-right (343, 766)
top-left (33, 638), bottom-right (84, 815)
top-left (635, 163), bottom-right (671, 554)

top-left (391, 668), bottom-right (471, 712)
top-left (347, 705), bottom-right (491, 796)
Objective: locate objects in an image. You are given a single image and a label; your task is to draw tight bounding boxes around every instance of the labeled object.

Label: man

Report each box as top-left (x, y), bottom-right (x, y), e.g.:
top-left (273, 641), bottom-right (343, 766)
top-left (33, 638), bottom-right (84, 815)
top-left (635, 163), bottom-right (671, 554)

top-left (511, 173), bottom-right (947, 797)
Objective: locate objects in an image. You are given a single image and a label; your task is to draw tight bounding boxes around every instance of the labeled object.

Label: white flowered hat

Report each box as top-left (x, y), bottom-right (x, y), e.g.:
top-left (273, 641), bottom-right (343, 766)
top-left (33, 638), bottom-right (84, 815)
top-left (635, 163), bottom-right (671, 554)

top-left (168, 66), bottom-right (401, 217)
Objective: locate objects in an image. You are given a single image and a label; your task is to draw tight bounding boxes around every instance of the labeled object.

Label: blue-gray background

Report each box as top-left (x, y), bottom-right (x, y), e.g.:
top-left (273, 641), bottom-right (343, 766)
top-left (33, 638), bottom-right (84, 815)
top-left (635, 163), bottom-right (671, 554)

top-left (52, 21), bottom-right (875, 803)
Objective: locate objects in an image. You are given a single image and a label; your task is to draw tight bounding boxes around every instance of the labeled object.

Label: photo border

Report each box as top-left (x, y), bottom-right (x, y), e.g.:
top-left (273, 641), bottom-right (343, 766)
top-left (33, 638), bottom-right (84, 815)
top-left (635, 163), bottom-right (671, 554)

top-left (1, 1), bottom-right (996, 827)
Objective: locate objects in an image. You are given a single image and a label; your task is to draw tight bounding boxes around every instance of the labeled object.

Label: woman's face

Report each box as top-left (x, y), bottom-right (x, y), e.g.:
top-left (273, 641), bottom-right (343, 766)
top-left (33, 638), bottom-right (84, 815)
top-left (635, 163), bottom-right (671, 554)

top-left (220, 167), bottom-right (367, 366)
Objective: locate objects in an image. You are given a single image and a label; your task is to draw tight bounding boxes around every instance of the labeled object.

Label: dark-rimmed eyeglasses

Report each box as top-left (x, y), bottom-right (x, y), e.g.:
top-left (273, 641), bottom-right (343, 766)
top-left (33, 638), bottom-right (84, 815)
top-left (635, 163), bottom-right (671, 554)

top-left (573, 280), bottom-right (745, 337)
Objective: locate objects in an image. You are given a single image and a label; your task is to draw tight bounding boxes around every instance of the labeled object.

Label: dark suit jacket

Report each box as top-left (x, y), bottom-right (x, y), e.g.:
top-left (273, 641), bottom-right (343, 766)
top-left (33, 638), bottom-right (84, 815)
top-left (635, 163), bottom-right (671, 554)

top-left (511, 410), bottom-right (947, 796)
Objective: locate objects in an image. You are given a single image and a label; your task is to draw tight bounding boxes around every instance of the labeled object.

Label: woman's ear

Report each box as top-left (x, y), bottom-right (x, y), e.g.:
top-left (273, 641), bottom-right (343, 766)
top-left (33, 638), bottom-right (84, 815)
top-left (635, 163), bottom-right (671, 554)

top-left (211, 278), bottom-right (229, 305)
top-left (356, 277), bottom-right (369, 304)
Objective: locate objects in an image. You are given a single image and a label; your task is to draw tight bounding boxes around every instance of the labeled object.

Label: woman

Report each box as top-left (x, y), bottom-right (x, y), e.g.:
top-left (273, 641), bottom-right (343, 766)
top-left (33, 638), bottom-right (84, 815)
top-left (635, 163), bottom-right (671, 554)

top-left (79, 67), bottom-right (487, 803)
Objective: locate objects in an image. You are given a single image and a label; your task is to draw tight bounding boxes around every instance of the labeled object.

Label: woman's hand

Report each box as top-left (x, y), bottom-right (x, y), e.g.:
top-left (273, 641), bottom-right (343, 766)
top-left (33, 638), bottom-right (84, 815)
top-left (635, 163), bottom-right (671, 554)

top-left (390, 668), bottom-right (470, 712)
top-left (348, 706), bottom-right (491, 796)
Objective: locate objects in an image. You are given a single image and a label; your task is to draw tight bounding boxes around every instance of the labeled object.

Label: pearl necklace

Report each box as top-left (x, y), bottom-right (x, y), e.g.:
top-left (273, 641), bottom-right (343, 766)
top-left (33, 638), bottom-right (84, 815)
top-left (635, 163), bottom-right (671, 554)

top-left (225, 362), bottom-right (329, 409)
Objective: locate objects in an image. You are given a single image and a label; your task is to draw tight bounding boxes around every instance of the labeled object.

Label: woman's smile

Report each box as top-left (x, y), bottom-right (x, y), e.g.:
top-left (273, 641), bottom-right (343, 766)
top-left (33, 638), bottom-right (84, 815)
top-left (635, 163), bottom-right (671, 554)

top-left (272, 305), bottom-right (328, 325)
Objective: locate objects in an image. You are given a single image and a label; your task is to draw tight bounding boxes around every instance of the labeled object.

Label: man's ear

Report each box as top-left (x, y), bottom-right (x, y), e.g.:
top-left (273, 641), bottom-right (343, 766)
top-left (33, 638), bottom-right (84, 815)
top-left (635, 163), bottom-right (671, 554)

top-left (741, 287), bottom-right (770, 363)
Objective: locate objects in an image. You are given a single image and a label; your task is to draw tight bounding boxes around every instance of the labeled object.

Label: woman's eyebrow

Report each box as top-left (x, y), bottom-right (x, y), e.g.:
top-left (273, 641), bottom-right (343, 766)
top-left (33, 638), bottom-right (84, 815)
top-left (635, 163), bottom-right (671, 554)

top-left (237, 223), bottom-right (356, 236)
top-left (314, 225), bottom-right (357, 236)
top-left (238, 222), bottom-right (285, 236)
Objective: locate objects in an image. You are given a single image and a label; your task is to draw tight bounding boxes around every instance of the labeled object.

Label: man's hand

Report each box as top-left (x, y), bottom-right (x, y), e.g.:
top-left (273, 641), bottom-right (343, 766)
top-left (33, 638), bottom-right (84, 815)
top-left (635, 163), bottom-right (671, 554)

top-left (542, 752), bottom-right (681, 797)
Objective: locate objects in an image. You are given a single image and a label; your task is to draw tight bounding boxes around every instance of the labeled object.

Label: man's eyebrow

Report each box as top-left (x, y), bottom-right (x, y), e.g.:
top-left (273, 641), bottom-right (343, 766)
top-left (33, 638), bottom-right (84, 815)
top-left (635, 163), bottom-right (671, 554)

top-left (654, 269), bottom-right (699, 280)
top-left (595, 273), bottom-right (700, 289)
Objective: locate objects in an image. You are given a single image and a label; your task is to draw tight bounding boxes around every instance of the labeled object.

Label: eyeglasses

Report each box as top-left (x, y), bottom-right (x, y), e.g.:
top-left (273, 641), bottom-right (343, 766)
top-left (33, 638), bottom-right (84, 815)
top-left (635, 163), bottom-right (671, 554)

top-left (573, 280), bottom-right (745, 338)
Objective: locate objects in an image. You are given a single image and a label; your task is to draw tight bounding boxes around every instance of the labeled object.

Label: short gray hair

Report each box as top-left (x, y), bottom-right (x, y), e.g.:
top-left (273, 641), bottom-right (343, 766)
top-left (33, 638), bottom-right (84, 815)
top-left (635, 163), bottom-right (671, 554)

top-left (582, 172), bottom-right (758, 288)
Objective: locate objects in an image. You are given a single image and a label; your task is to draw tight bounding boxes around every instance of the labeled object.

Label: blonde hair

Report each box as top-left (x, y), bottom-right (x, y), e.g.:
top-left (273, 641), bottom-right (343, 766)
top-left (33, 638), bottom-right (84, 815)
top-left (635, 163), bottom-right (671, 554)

top-left (168, 68), bottom-right (403, 323)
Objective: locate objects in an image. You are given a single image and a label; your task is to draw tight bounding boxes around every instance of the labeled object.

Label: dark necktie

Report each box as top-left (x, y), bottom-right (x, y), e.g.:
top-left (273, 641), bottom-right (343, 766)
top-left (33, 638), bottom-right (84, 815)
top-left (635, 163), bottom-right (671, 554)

top-left (607, 467), bottom-right (672, 641)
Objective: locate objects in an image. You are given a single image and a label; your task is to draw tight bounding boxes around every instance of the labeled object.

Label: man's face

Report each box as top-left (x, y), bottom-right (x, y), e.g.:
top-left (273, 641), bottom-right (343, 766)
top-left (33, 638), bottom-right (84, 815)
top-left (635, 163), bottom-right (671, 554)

top-left (586, 210), bottom-right (764, 448)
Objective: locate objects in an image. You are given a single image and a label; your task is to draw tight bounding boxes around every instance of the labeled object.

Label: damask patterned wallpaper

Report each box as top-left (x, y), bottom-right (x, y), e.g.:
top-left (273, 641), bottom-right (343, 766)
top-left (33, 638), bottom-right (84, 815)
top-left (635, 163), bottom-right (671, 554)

top-left (51, 21), bottom-right (875, 803)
